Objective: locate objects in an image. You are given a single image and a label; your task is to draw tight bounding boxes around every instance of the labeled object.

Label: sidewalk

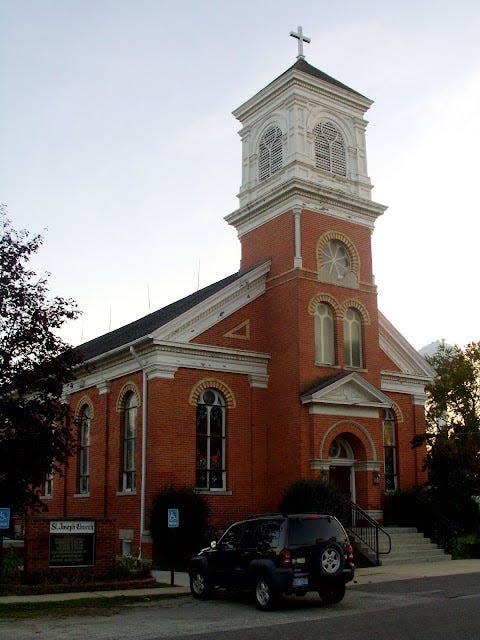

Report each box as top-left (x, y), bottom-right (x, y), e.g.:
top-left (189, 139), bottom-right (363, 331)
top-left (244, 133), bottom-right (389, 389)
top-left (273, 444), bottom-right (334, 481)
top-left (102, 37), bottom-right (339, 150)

top-left (1, 560), bottom-right (480, 604)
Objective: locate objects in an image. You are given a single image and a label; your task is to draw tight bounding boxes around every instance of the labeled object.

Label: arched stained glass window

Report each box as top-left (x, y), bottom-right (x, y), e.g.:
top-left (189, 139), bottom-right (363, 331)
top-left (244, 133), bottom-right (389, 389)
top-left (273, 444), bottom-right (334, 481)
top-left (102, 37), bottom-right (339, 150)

top-left (196, 389), bottom-right (226, 490)
top-left (314, 122), bottom-right (347, 177)
top-left (122, 391), bottom-right (137, 492)
top-left (259, 125), bottom-right (283, 181)
top-left (315, 303), bottom-right (335, 365)
top-left (343, 308), bottom-right (363, 368)
top-left (383, 409), bottom-right (397, 491)
top-left (78, 404), bottom-right (91, 494)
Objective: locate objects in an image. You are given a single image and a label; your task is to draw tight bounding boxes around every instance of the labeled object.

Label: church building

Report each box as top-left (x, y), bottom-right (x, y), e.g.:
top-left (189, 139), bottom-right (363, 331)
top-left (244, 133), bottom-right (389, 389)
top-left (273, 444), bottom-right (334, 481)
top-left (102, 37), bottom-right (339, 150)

top-left (44, 30), bottom-right (433, 560)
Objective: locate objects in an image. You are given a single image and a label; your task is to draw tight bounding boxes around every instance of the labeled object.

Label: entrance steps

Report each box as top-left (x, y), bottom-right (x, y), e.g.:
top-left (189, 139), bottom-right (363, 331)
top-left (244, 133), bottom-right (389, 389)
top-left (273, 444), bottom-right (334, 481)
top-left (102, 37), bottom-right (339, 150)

top-left (380, 526), bottom-right (451, 565)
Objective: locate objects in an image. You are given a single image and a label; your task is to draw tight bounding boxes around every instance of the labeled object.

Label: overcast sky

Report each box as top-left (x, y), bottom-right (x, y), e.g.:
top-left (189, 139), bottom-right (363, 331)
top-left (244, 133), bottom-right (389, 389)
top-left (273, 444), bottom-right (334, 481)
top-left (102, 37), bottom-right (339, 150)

top-left (1, 0), bottom-right (479, 351)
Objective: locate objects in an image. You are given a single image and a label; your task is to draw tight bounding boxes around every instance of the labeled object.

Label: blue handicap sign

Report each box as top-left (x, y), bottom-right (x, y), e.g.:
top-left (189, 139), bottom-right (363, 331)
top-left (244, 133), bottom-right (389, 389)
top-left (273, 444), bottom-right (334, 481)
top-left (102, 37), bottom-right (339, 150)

top-left (167, 508), bottom-right (179, 528)
top-left (0, 508), bottom-right (10, 530)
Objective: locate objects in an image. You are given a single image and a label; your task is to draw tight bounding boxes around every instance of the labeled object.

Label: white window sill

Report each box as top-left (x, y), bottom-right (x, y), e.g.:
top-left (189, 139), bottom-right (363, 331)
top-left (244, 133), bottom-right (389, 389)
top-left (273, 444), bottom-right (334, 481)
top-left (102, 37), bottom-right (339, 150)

top-left (74, 493), bottom-right (90, 498)
top-left (117, 490), bottom-right (137, 496)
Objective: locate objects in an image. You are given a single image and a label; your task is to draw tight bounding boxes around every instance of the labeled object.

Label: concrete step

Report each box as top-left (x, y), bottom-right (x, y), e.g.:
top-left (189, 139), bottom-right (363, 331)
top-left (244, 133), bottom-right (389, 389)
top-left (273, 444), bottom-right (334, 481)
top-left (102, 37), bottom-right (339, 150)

top-left (380, 526), bottom-right (451, 566)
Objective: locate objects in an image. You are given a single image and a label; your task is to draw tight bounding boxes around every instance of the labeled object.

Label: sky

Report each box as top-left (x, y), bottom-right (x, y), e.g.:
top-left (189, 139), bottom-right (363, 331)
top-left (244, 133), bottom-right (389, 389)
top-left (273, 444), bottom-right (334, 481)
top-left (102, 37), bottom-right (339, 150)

top-left (1, 0), bottom-right (479, 351)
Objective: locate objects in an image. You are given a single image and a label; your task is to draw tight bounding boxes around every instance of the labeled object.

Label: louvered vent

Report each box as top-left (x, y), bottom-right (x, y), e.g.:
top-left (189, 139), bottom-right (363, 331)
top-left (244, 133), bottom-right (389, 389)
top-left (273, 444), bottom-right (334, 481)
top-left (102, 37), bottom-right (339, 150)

top-left (313, 122), bottom-right (347, 177)
top-left (259, 125), bottom-right (283, 181)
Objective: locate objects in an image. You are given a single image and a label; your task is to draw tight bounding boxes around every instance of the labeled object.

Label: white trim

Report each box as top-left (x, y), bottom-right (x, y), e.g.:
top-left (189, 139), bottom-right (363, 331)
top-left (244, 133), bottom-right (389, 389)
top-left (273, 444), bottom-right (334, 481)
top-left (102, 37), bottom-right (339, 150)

top-left (319, 420), bottom-right (378, 461)
top-left (379, 311), bottom-right (435, 378)
top-left (152, 261), bottom-right (271, 342)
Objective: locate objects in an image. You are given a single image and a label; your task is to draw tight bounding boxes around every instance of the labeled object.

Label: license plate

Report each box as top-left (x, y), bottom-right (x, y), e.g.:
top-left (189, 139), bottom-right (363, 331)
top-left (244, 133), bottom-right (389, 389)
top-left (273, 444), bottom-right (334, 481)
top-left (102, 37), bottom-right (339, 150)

top-left (293, 576), bottom-right (308, 587)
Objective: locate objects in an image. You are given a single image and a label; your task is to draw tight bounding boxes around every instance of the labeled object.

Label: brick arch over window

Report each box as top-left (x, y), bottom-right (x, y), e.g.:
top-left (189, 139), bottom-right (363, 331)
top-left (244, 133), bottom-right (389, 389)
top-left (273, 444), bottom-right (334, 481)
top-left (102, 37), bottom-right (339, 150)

top-left (116, 382), bottom-right (141, 411)
top-left (307, 292), bottom-right (341, 316)
top-left (74, 396), bottom-right (94, 420)
top-left (390, 401), bottom-right (404, 424)
top-left (189, 379), bottom-right (236, 409)
top-left (320, 420), bottom-right (378, 461)
top-left (340, 299), bottom-right (370, 324)
top-left (316, 231), bottom-right (360, 277)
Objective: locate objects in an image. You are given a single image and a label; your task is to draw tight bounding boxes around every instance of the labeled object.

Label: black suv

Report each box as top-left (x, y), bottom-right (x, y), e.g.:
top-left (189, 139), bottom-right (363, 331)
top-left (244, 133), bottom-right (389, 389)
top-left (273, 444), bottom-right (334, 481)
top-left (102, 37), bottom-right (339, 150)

top-left (189, 513), bottom-right (354, 610)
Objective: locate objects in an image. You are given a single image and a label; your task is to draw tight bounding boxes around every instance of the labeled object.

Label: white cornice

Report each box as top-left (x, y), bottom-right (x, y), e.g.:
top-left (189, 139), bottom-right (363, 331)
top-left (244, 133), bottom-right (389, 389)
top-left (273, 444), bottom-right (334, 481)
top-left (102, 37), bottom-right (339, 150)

top-left (226, 177), bottom-right (386, 237)
top-left (380, 371), bottom-right (428, 405)
top-left (67, 341), bottom-right (270, 394)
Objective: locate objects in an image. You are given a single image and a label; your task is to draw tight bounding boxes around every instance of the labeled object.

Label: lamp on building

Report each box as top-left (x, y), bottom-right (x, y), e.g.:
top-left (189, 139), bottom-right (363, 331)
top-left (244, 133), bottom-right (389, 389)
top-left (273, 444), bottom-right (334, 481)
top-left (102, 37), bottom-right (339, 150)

top-left (372, 472), bottom-right (381, 485)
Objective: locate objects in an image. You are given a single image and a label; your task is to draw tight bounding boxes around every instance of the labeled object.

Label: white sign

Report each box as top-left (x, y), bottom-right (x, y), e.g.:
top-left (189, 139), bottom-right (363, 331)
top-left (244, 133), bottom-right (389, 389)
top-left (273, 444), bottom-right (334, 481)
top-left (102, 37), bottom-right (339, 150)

top-left (50, 521), bottom-right (95, 534)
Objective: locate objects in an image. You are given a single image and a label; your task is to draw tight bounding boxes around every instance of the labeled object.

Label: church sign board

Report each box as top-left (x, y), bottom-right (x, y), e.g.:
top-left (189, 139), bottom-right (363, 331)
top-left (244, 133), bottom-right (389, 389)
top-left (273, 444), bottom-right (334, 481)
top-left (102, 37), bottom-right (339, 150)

top-left (49, 520), bottom-right (95, 567)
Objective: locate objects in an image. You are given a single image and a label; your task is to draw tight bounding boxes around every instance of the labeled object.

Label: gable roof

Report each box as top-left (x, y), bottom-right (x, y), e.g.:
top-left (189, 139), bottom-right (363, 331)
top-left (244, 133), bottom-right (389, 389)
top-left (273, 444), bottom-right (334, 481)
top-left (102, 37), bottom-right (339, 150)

top-left (265, 58), bottom-right (369, 100)
top-left (76, 264), bottom-right (262, 362)
top-left (300, 371), bottom-right (392, 409)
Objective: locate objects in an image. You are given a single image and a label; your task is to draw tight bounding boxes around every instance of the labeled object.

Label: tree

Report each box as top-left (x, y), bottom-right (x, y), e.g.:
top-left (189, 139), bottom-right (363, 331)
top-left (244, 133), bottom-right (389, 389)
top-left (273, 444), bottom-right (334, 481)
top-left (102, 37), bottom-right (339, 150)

top-left (150, 485), bottom-right (210, 568)
top-left (414, 341), bottom-right (480, 529)
top-left (0, 208), bottom-right (81, 520)
top-left (278, 479), bottom-right (350, 525)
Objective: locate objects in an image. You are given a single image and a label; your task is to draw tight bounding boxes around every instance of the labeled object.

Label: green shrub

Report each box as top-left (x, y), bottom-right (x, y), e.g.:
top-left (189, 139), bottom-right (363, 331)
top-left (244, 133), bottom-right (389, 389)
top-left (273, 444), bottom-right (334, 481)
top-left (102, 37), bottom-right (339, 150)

top-left (149, 484), bottom-right (210, 569)
top-left (278, 479), bottom-right (350, 525)
top-left (109, 555), bottom-right (150, 580)
top-left (451, 534), bottom-right (480, 559)
top-left (0, 548), bottom-right (23, 584)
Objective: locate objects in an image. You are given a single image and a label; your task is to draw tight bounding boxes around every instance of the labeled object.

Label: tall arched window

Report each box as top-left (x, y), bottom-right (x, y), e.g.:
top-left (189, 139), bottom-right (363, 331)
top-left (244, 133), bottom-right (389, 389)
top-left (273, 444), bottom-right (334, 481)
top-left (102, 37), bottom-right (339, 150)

top-left (343, 308), bottom-right (363, 368)
top-left (258, 125), bottom-right (283, 181)
top-left (314, 122), bottom-right (346, 176)
top-left (315, 303), bottom-right (335, 365)
top-left (122, 391), bottom-right (137, 492)
top-left (383, 409), bottom-right (397, 491)
top-left (196, 389), bottom-right (226, 490)
top-left (78, 404), bottom-right (91, 494)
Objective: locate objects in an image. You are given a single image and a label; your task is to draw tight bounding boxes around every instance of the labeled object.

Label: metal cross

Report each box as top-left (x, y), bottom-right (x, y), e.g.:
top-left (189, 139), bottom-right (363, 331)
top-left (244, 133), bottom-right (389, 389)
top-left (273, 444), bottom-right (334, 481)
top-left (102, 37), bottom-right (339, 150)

top-left (290, 26), bottom-right (311, 59)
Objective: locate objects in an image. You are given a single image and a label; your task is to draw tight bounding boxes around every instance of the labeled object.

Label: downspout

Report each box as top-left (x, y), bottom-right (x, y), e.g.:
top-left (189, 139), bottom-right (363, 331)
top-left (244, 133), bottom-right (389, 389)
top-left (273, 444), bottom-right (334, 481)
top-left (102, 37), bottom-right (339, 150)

top-left (130, 346), bottom-right (148, 559)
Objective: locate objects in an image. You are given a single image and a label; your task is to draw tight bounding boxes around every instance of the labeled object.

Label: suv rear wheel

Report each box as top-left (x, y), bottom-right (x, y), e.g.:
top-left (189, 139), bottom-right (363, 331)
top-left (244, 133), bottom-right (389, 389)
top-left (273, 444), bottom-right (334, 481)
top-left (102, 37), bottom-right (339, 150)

top-left (190, 567), bottom-right (211, 600)
top-left (254, 576), bottom-right (279, 611)
top-left (318, 581), bottom-right (345, 604)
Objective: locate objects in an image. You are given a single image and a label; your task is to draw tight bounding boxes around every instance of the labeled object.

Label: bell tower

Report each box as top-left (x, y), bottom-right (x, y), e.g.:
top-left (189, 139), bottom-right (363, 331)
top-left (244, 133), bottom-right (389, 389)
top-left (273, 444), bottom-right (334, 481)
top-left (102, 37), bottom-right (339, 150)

top-left (225, 28), bottom-right (386, 275)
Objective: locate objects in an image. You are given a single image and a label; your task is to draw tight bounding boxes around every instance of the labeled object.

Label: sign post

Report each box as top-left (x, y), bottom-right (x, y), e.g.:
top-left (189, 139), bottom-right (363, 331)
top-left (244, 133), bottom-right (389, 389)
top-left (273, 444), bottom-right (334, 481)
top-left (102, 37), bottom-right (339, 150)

top-left (167, 508), bottom-right (179, 586)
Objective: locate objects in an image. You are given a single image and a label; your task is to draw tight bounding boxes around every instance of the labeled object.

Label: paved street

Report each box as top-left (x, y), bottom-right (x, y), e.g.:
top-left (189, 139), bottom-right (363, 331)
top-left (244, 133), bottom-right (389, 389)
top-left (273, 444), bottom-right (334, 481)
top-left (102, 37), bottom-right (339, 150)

top-left (2, 572), bottom-right (480, 640)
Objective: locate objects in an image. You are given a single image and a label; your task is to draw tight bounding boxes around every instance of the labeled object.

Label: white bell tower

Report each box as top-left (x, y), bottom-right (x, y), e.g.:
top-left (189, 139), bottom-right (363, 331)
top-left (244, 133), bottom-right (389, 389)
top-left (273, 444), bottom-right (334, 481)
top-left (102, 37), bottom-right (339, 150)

top-left (226, 28), bottom-right (386, 240)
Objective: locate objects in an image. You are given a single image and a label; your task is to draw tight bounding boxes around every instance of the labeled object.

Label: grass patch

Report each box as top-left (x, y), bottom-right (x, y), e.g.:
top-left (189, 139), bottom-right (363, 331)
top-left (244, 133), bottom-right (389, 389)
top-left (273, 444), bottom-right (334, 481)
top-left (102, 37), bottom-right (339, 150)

top-left (0, 592), bottom-right (186, 619)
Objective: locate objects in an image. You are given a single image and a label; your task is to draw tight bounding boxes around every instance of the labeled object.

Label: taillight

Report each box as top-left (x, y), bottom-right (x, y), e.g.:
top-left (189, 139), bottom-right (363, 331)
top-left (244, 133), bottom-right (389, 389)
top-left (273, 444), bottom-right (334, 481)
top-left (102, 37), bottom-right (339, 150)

top-left (346, 544), bottom-right (354, 563)
top-left (279, 548), bottom-right (292, 568)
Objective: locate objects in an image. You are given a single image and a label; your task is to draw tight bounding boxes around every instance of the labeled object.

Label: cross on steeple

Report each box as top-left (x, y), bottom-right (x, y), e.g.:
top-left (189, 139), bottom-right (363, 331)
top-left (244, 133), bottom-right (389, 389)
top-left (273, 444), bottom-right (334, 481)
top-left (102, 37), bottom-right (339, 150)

top-left (290, 26), bottom-right (311, 60)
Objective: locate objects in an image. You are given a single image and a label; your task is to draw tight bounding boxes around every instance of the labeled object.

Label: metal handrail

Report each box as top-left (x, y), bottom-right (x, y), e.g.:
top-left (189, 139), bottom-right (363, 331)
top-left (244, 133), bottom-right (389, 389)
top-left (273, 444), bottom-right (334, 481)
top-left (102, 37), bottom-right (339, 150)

top-left (346, 501), bottom-right (391, 566)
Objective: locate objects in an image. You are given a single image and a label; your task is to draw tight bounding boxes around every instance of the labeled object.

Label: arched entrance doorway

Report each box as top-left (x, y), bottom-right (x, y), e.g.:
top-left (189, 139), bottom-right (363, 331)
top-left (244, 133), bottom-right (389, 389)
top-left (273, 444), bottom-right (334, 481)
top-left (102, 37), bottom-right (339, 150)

top-left (328, 437), bottom-right (355, 501)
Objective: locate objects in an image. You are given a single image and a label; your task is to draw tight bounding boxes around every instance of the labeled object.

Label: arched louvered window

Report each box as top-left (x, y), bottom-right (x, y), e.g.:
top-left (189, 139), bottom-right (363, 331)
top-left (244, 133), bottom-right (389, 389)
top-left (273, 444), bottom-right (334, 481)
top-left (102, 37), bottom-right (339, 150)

top-left (259, 125), bottom-right (283, 181)
top-left (122, 391), bottom-right (137, 492)
top-left (315, 303), bottom-right (335, 365)
top-left (343, 308), bottom-right (363, 368)
top-left (196, 389), bottom-right (226, 490)
top-left (78, 404), bottom-right (91, 494)
top-left (314, 122), bottom-right (347, 177)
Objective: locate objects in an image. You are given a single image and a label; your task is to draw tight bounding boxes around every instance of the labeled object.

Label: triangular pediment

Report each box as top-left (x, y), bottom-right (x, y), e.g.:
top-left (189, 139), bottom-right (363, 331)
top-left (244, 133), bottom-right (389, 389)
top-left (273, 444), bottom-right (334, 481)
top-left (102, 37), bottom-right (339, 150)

top-left (301, 372), bottom-right (392, 410)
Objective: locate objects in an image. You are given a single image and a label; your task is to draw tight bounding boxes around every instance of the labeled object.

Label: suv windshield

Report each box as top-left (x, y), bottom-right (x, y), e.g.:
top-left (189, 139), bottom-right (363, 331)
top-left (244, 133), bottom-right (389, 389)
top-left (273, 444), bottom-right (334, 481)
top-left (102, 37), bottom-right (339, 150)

top-left (287, 516), bottom-right (346, 546)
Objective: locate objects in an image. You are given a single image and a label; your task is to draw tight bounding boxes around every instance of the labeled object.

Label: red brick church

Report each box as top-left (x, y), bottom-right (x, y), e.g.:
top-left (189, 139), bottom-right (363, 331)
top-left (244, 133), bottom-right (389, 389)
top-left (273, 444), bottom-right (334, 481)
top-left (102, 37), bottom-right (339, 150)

top-left (43, 33), bottom-right (432, 560)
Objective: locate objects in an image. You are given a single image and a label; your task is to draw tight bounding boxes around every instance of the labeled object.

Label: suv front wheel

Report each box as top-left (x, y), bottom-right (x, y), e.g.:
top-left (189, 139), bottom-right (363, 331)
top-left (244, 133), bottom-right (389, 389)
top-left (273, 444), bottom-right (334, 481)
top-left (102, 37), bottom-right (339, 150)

top-left (190, 567), bottom-right (211, 600)
top-left (254, 575), bottom-right (280, 611)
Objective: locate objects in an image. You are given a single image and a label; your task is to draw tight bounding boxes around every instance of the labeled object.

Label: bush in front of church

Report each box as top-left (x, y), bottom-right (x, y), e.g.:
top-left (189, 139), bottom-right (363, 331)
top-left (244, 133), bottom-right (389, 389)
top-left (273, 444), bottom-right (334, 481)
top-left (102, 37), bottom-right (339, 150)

top-left (278, 479), bottom-right (350, 525)
top-left (150, 484), bottom-right (210, 569)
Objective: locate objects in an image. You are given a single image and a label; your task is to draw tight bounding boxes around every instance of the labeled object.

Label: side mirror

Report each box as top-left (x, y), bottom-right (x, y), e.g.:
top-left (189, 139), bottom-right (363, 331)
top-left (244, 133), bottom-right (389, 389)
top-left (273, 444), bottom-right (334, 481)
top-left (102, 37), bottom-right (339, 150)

top-left (210, 540), bottom-right (217, 549)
